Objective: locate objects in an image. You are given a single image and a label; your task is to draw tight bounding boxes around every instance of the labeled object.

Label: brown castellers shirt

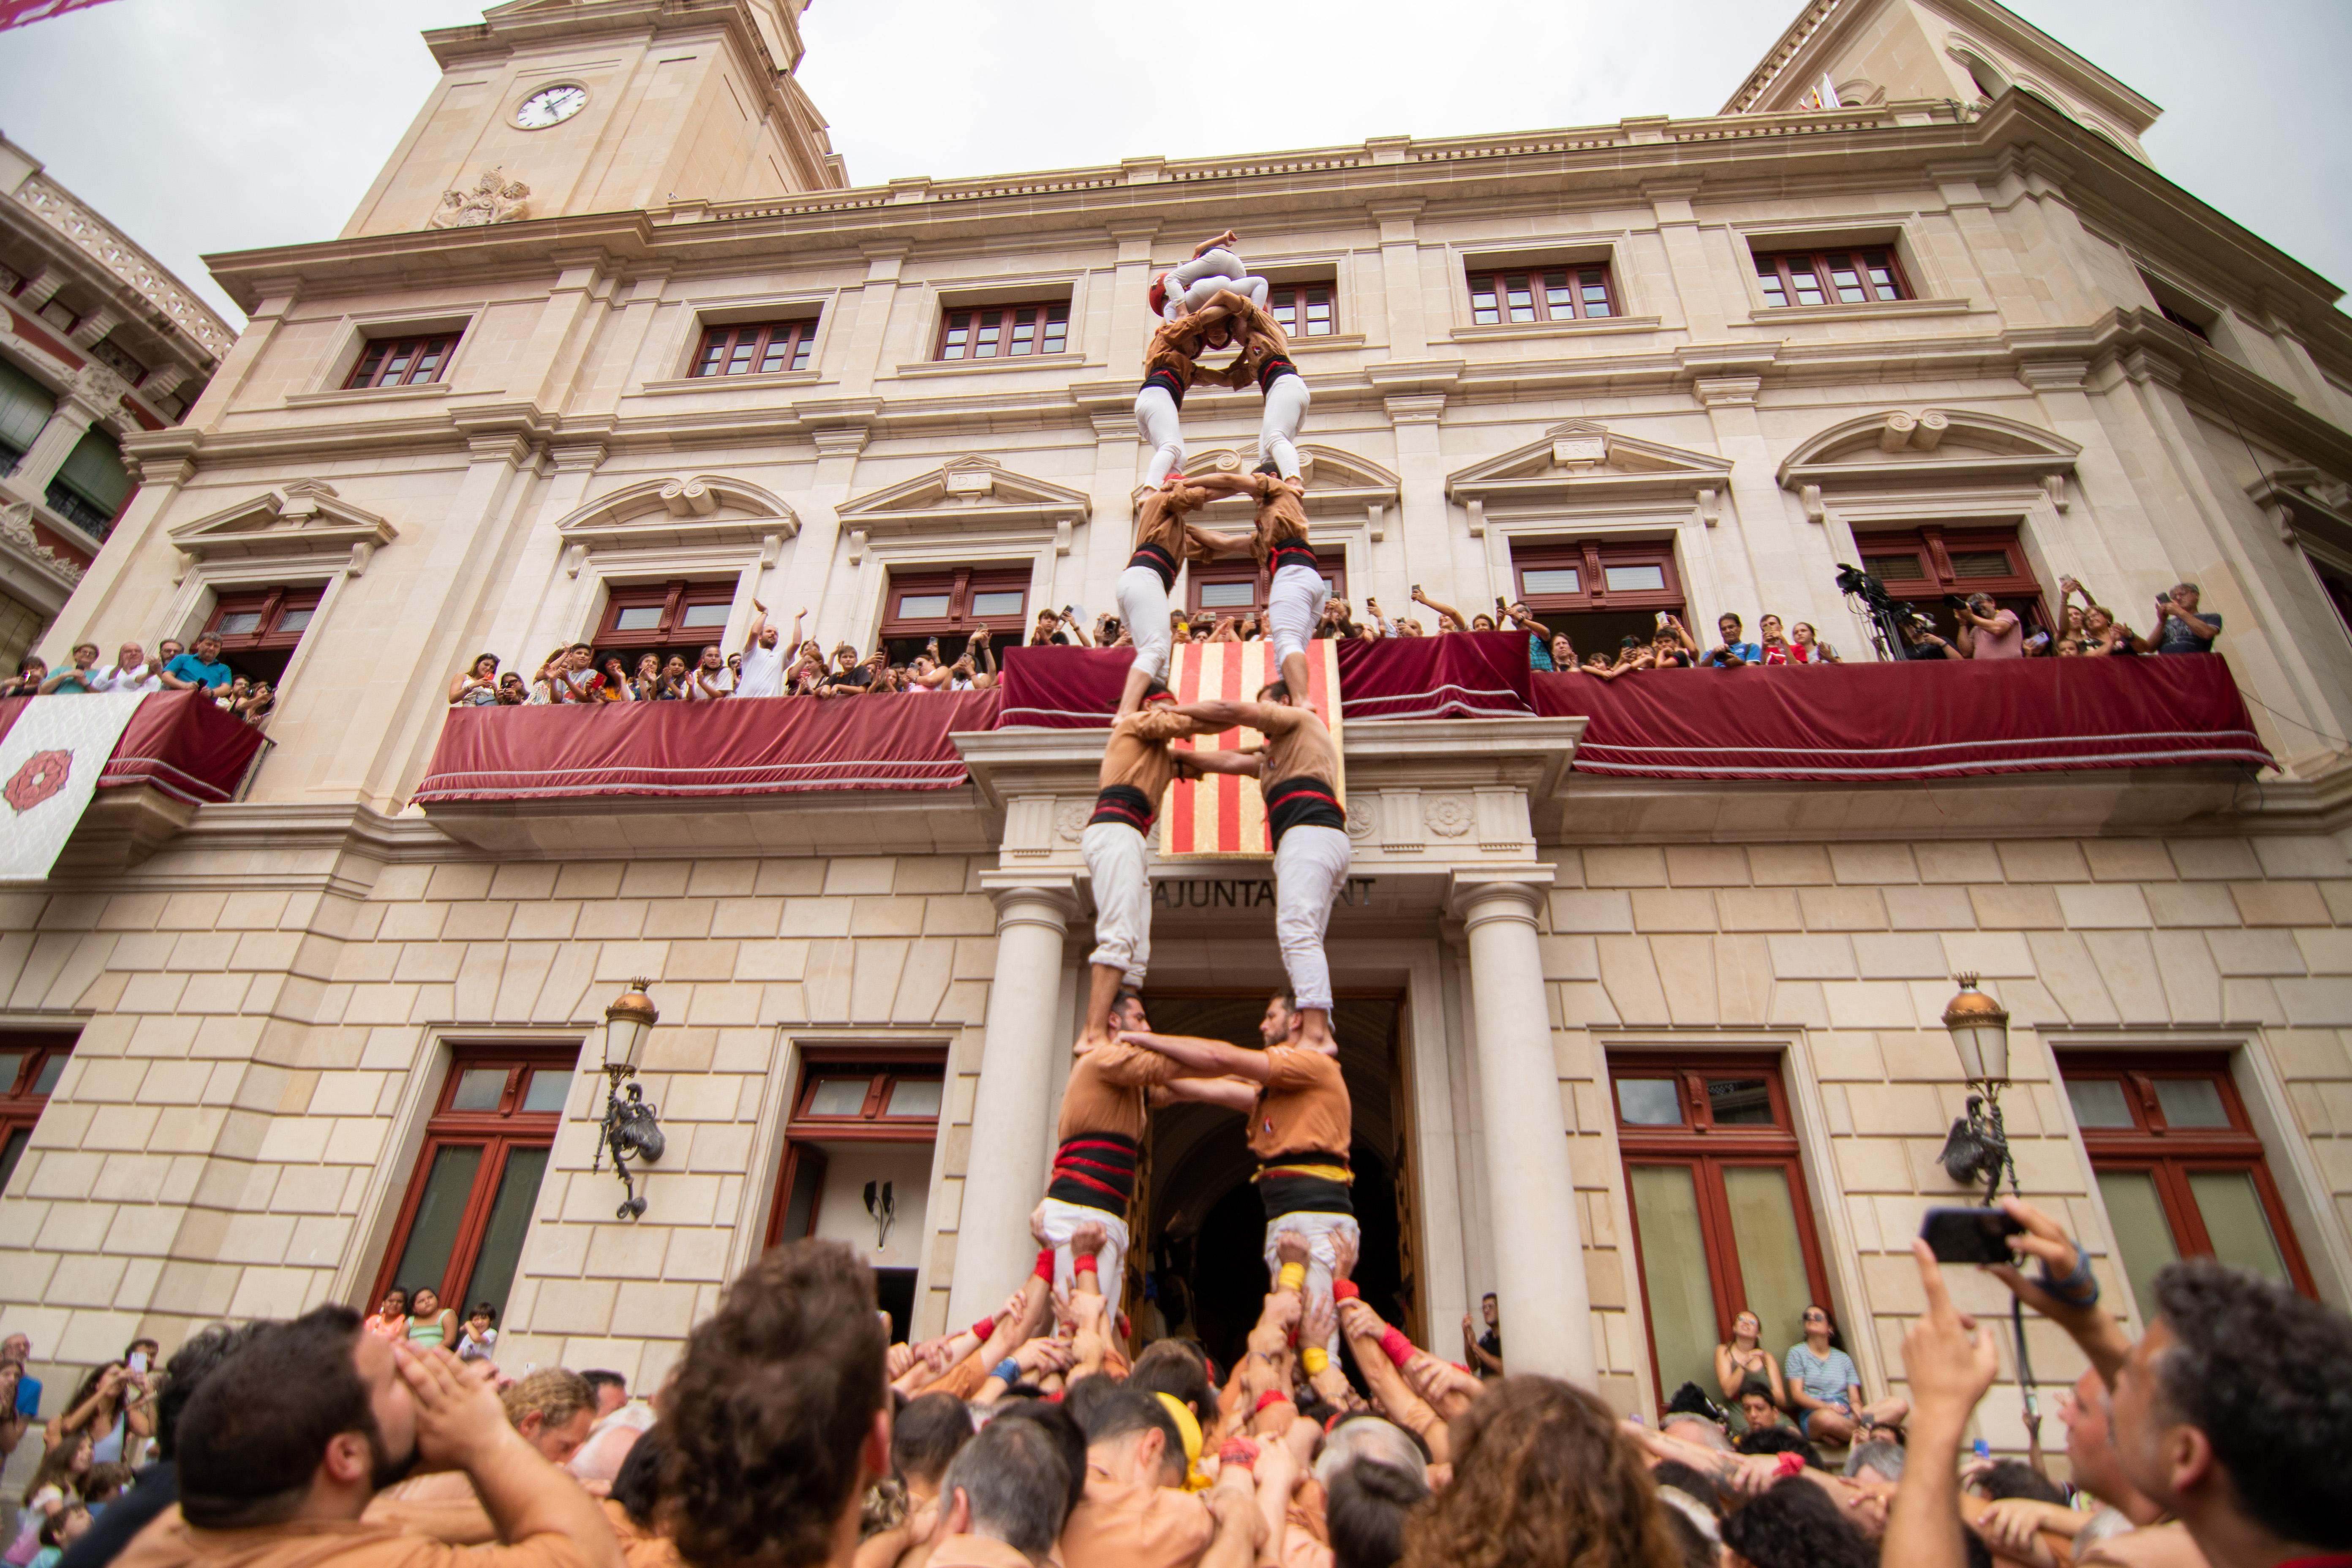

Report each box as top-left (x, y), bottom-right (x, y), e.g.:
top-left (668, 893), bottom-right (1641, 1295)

top-left (1141, 290), bottom-right (1251, 385)
top-left (1097, 707), bottom-right (1210, 798)
top-left (1249, 1044), bottom-right (1352, 1163)
top-left (1132, 482), bottom-right (1216, 562)
top-left (1239, 471), bottom-right (1312, 566)
top-left (1220, 296), bottom-right (1295, 388)
top-left (1254, 701), bottom-right (1339, 793)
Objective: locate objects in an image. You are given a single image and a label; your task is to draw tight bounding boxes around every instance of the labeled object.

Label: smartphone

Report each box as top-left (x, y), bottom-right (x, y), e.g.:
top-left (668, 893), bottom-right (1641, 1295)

top-left (1920, 1206), bottom-right (2024, 1265)
top-left (128, 1350), bottom-right (148, 1376)
top-left (1655, 611), bottom-right (1669, 628)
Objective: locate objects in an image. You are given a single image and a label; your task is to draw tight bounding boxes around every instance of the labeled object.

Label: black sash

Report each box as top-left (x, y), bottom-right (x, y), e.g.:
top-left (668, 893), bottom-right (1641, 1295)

top-left (1256, 1149), bottom-right (1353, 1218)
top-left (1258, 355), bottom-right (1299, 391)
top-left (1126, 542), bottom-right (1177, 591)
top-left (1088, 783), bottom-right (1155, 835)
top-left (1050, 1131), bottom-right (1141, 1211)
top-left (1265, 775), bottom-right (1345, 847)
top-left (1141, 367), bottom-right (1187, 408)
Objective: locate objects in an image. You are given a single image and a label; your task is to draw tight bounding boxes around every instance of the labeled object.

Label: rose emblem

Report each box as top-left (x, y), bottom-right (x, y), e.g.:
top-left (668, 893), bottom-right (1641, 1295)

top-left (4, 749), bottom-right (71, 814)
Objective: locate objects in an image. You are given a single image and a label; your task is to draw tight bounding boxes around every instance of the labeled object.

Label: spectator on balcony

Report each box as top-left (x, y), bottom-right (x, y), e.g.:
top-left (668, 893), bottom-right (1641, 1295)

top-left (598, 657), bottom-right (636, 702)
top-left (1701, 613), bottom-right (1762, 668)
top-left (1789, 623), bottom-right (1839, 663)
top-left (1899, 615), bottom-right (1961, 661)
top-left (817, 644), bottom-right (868, 695)
top-left (1549, 634), bottom-right (1575, 669)
top-left (1409, 586), bottom-right (1474, 634)
top-left (685, 645), bottom-right (732, 701)
top-left (448, 655), bottom-right (502, 708)
top-left (1499, 601), bottom-right (1552, 669)
top-left (624, 655), bottom-right (660, 701)
top-left (1030, 609), bottom-right (1089, 647)
top-left (217, 676), bottom-right (274, 723)
top-left (1757, 615), bottom-right (1797, 666)
top-left (495, 673), bottom-right (528, 705)
top-left (1952, 593), bottom-right (2024, 659)
top-left (734, 601), bottom-right (798, 700)
top-left (1, 656), bottom-right (48, 697)
top-left (38, 644), bottom-right (104, 694)
top-left (94, 643), bottom-right (161, 695)
top-left (160, 634), bottom-right (233, 698)
top-left (2139, 582), bottom-right (2222, 654)
top-left (534, 645), bottom-right (602, 704)
top-left (1648, 622), bottom-right (1696, 668)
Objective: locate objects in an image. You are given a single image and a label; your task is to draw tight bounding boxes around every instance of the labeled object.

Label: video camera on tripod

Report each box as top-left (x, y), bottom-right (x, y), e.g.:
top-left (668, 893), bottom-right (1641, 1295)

top-left (1833, 562), bottom-right (1936, 662)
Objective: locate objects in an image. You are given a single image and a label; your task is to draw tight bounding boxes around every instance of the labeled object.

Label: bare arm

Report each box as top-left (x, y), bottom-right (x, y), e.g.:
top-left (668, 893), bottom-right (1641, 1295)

top-left (1166, 698), bottom-right (1276, 734)
top-left (1411, 587), bottom-right (1467, 634)
top-left (742, 598), bottom-right (770, 653)
top-left (1184, 748), bottom-right (1263, 778)
top-left (1151, 1075), bottom-right (1261, 1114)
top-left (1120, 1029), bottom-right (1272, 1082)
top-left (1880, 1242), bottom-right (2000, 1568)
top-left (1186, 523), bottom-right (1258, 559)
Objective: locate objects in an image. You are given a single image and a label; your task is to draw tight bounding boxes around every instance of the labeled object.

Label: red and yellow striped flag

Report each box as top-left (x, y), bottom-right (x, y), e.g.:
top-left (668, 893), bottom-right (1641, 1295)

top-left (1158, 640), bottom-right (1345, 860)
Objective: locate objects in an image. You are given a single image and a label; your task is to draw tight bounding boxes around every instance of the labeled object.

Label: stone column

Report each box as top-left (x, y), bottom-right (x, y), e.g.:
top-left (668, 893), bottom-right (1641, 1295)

top-left (946, 878), bottom-right (1078, 1326)
top-left (1453, 874), bottom-right (1594, 1382)
top-left (8, 394), bottom-right (105, 498)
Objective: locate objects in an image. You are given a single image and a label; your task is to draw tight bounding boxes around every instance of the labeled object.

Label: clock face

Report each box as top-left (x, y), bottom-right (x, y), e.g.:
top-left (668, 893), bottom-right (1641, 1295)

top-left (515, 85), bottom-right (587, 129)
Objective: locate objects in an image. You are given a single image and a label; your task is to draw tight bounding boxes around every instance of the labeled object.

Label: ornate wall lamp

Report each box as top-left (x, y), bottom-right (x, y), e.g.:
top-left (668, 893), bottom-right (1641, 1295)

top-left (1936, 973), bottom-right (2015, 1202)
top-left (594, 978), bottom-right (667, 1219)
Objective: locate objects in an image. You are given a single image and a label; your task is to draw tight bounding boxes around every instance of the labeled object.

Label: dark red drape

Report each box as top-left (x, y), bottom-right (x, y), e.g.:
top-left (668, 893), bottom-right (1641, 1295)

top-left (1533, 656), bottom-right (2270, 781)
top-left (0, 690), bottom-right (268, 805)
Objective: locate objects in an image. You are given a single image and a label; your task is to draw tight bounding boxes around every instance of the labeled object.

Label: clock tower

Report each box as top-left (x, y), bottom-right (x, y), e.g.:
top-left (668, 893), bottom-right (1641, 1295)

top-left (340, 0), bottom-right (846, 238)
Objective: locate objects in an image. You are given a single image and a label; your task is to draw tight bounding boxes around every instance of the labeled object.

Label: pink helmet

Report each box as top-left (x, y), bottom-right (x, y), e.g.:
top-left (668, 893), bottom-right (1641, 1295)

top-left (1148, 271), bottom-right (1172, 317)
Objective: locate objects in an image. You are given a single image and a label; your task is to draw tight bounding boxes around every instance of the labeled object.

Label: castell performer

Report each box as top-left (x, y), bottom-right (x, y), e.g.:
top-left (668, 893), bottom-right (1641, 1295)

top-left (1220, 292), bottom-right (1311, 485)
top-left (1113, 477), bottom-right (1214, 721)
top-left (1135, 290), bottom-right (1251, 488)
top-left (1149, 228), bottom-right (1271, 321)
top-left (1184, 463), bottom-right (1322, 705)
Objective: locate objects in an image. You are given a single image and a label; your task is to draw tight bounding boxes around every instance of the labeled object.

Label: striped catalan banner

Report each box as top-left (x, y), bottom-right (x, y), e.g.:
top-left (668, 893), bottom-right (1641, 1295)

top-left (0, 0), bottom-right (123, 30)
top-left (1158, 640), bottom-right (1345, 860)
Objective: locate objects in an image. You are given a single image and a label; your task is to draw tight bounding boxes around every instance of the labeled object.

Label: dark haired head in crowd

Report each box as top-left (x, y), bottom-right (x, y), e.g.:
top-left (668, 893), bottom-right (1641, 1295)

top-left (661, 1239), bottom-right (889, 1568)
top-left (1324, 1456), bottom-right (1428, 1568)
top-left (890, 1391), bottom-right (974, 1506)
top-left (606, 1424), bottom-right (668, 1532)
top-left (933, 1414), bottom-right (1073, 1565)
top-left (1718, 1475), bottom-right (1876, 1568)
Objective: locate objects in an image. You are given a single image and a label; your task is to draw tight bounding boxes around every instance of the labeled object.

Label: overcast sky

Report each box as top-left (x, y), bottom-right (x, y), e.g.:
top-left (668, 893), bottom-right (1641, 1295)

top-left (0, 0), bottom-right (2343, 328)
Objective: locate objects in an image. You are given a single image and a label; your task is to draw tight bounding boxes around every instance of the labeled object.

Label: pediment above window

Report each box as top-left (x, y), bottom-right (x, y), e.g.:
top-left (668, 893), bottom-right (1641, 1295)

top-left (1446, 421), bottom-right (1732, 530)
top-left (2248, 466), bottom-right (2352, 549)
top-left (168, 479), bottom-right (398, 576)
top-left (839, 456), bottom-right (1091, 537)
top-left (558, 474), bottom-right (799, 553)
top-left (1778, 408), bottom-right (2081, 491)
top-left (1152, 444), bottom-right (1402, 525)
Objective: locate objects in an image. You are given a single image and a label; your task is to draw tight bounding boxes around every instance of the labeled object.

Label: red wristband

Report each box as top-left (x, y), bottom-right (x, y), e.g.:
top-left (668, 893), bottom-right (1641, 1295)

top-left (1332, 1280), bottom-right (1360, 1301)
top-left (1074, 1254), bottom-right (1099, 1275)
top-left (1035, 1248), bottom-right (1056, 1281)
top-left (1775, 1451), bottom-right (1806, 1479)
top-left (1255, 1389), bottom-right (1291, 1414)
top-left (969, 1316), bottom-right (996, 1342)
top-left (1380, 1328), bottom-right (1414, 1369)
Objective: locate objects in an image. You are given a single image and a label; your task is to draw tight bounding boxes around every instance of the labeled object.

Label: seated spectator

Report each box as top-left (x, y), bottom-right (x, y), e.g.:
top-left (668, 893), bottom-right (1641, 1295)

top-left (1715, 1311), bottom-right (1786, 1413)
top-left (3, 655), bottom-right (52, 697)
top-left (38, 644), bottom-right (103, 694)
top-left (1783, 1304), bottom-right (1905, 1446)
top-left (1952, 593), bottom-right (2023, 659)
top-left (27, 1505), bottom-right (89, 1568)
top-left (449, 655), bottom-right (502, 707)
top-left (2139, 580), bottom-right (2221, 653)
top-left (123, 1304), bottom-right (619, 1568)
top-left (93, 644), bottom-right (158, 694)
top-left (1718, 1476), bottom-right (1875, 1568)
top-left (78, 1465), bottom-right (131, 1515)
top-left (1736, 1379), bottom-right (1782, 1435)
top-left (1402, 1377), bottom-right (1679, 1566)
top-left (1897, 615), bottom-right (1960, 660)
top-left (1701, 613), bottom-right (1761, 668)
top-left (926, 1414), bottom-right (1073, 1568)
top-left (47, 1362), bottom-right (152, 1467)
top-left (455, 1304), bottom-right (497, 1363)
top-left (684, 645), bottom-right (732, 701)
top-left (8, 1432), bottom-right (90, 1566)
top-left (1788, 622), bottom-right (1838, 662)
top-left (363, 1289), bottom-right (408, 1341)
top-left (159, 634), bottom-right (233, 698)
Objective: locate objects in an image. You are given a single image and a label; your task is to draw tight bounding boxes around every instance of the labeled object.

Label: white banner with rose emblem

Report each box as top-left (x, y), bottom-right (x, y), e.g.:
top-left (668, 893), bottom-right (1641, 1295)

top-left (0, 692), bottom-right (146, 880)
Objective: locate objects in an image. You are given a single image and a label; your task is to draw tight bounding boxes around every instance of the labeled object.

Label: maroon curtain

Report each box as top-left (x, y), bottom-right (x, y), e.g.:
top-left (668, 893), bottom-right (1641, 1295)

top-left (1533, 656), bottom-right (2270, 781)
top-left (993, 645), bottom-right (1130, 727)
top-left (413, 690), bottom-right (1002, 803)
top-left (0, 690), bottom-right (267, 805)
top-left (1335, 631), bottom-right (1533, 719)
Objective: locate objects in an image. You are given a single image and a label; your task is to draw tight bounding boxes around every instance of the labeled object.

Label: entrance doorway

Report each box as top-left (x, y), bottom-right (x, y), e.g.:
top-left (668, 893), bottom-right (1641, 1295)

top-left (1131, 993), bottom-right (1420, 1376)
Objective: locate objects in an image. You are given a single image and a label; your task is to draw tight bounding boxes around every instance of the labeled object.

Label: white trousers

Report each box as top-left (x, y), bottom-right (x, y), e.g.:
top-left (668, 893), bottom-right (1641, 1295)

top-left (1261, 1210), bottom-right (1360, 1355)
top-left (1136, 383), bottom-right (1184, 487)
top-left (1257, 373), bottom-right (1311, 481)
top-left (1037, 1195), bottom-right (1130, 1320)
top-left (1082, 820), bottom-right (1151, 988)
top-left (1273, 822), bottom-right (1350, 1012)
top-left (1265, 561), bottom-right (1330, 665)
top-left (1116, 563), bottom-right (1175, 686)
top-left (1167, 248), bottom-right (1269, 317)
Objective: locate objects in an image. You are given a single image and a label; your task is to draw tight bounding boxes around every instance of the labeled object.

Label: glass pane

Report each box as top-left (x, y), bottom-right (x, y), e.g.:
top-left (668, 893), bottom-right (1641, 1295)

top-left (275, 608), bottom-right (315, 634)
top-left (1603, 564), bottom-right (1667, 593)
top-left (695, 341), bottom-right (725, 376)
top-left (759, 341), bottom-right (789, 373)
top-left (392, 1144), bottom-right (486, 1297)
top-left (791, 338), bottom-right (812, 370)
top-left (1199, 581), bottom-right (1257, 608)
top-left (1522, 567), bottom-right (1580, 595)
top-left (806, 1077), bottom-right (872, 1116)
top-left (2098, 1168), bottom-right (2181, 1316)
top-left (217, 612), bottom-right (264, 635)
top-left (2187, 1171), bottom-right (2288, 1283)
top-left (2066, 1078), bottom-right (2137, 1130)
top-left (1790, 264), bottom-right (1825, 306)
top-left (680, 602), bottom-right (732, 628)
top-left (30, 1055), bottom-right (65, 1096)
top-left (449, 1068), bottom-right (506, 1112)
top-left (1505, 275), bottom-right (1536, 322)
top-left (1629, 1165), bottom-right (1720, 1401)
top-left (1706, 1078), bottom-right (1775, 1127)
top-left (727, 341), bottom-right (756, 374)
top-left (612, 606), bottom-right (665, 632)
top-left (2154, 1078), bottom-right (2231, 1130)
top-left (0, 1051), bottom-right (24, 1092)
top-left (458, 1146), bottom-right (550, 1320)
top-left (971, 591), bottom-right (1025, 618)
top-left (1722, 1166), bottom-right (1814, 1367)
top-left (0, 1127), bottom-right (29, 1197)
top-left (896, 593), bottom-right (951, 620)
top-left (1581, 273), bottom-right (1613, 317)
top-left (1757, 266), bottom-right (1789, 309)
top-left (780, 1155), bottom-right (822, 1243)
top-left (1861, 553), bottom-right (1925, 582)
top-left (1827, 256), bottom-right (1867, 304)
top-left (1470, 279), bottom-right (1500, 325)
top-left (884, 1078), bottom-right (944, 1119)
top-left (1948, 551), bottom-right (2012, 580)
top-left (1616, 1078), bottom-right (1682, 1126)
top-left (519, 1070), bottom-right (571, 1115)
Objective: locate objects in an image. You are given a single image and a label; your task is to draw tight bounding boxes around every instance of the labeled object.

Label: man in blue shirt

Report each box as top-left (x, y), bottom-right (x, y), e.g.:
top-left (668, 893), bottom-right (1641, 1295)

top-left (1702, 612), bottom-right (1764, 668)
top-left (159, 633), bottom-right (232, 697)
top-left (2144, 581), bottom-right (2222, 653)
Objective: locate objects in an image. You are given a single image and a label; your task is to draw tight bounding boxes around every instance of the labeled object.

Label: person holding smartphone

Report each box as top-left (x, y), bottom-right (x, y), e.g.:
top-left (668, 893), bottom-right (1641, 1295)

top-left (44, 1363), bottom-right (150, 1467)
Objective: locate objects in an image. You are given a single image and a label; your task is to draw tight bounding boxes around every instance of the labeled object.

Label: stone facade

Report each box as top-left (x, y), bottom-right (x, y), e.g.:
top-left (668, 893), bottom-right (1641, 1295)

top-left (4, 0), bottom-right (2352, 1458)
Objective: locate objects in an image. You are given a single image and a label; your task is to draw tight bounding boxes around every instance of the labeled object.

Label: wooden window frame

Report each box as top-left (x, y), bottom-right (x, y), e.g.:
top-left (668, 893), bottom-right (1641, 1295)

top-left (344, 332), bottom-right (461, 391)
top-left (594, 579), bottom-right (739, 653)
top-left (1609, 1051), bottom-right (1836, 1405)
top-left (1184, 548), bottom-right (1347, 622)
top-left (1510, 538), bottom-right (1682, 615)
top-left (934, 300), bottom-right (1072, 362)
top-left (370, 1045), bottom-right (578, 1311)
top-left (690, 318), bottom-right (819, 378)
top-left (204, 585), bottom-right (325, 653)
top-left (1752, 248), bottom-right (1910, 309)
top-left (1851, 523), bottom-right (2048, 640)
top-left (1466, 264), bottom-right (1618, 327)
top-left (766, 1047), bottom-right (945, 1250)
top-left (881, 566), bottom-right (1031, 643)
top-left (1269, 283), bottom-right (1337, 339)
top-left (0, 1032), bottom-right (76, 1198)
top-left (2056, 1051), bottom-right (2318, 1298)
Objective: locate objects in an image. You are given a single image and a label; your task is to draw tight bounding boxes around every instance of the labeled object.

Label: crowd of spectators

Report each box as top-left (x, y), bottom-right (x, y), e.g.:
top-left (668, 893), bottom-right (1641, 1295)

top-left (4, 1184), bottom-right (2345, 1568)
top-left (0, 634), bottom-right (275, 724)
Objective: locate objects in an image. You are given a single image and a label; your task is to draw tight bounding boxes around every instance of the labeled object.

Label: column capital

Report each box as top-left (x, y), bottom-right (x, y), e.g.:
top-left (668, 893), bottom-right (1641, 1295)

top-left (1447, 871), bottom-right (1552, 927)
top-left (980, 874), bottom-right (1080, 931)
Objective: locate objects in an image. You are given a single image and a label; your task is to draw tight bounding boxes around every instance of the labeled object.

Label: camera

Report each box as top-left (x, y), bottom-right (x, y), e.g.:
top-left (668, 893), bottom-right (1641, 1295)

top-left (1944, 593), bottom-right (1971, 610)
